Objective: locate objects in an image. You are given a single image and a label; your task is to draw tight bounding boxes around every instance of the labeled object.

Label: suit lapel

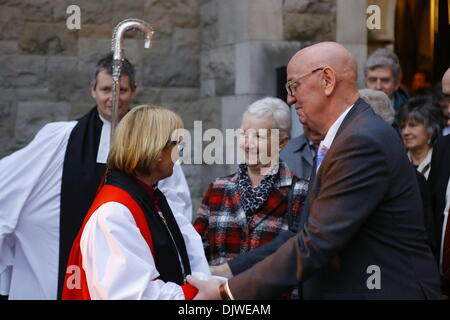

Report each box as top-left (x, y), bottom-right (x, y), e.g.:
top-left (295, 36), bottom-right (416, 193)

top-left (304, 99), bottom-right (371, 216)
top-left (293, 135), bottom-right (313, 165)
top-left (299, 136), bottom-right (314, 167)
top-left (312, 99), bottom-right (370, 187)
top-left (333, 99), bottom-right (370, 140)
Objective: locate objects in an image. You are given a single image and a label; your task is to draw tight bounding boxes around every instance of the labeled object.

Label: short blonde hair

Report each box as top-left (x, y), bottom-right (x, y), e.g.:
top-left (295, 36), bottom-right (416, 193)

top-left (107, 105), bottom-right (183, 176)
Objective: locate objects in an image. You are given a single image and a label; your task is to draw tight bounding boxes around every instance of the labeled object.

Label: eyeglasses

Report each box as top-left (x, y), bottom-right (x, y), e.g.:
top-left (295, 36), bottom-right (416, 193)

top-left (285, 67), bottom-right (324, 96)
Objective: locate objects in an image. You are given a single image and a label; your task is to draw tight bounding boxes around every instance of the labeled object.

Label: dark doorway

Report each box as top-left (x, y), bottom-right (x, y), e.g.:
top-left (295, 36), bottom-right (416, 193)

top-left (433, 0), bottom-right (450, 82)
top-left (395, 0), bottom-right (450, 92)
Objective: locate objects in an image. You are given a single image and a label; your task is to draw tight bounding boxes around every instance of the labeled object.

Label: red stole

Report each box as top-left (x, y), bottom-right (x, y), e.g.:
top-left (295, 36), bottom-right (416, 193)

top-left (61, 184), bottom-right (197, 300)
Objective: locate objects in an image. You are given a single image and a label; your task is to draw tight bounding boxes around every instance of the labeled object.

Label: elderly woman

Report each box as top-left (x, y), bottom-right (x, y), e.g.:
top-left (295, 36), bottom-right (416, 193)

top-left (359, 89), bottom-right (395, 125)
top-left (396, 96), bottom-right (442, 179)
top-left (194, 97), bottom-right (308, 267)
top-left (62, 105), bottom-right (210, 300)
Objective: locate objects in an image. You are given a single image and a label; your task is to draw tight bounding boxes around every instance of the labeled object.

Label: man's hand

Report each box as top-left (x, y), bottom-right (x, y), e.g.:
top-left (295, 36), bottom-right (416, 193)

top-left (186, 275), bottom-right (223, 300)
top-left (210, 263), bottom-right (233, 278)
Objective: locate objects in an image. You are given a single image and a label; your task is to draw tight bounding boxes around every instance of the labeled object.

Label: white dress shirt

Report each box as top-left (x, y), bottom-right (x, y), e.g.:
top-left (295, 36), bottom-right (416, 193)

top-left (81, 202), bottom-right (210, 300)
top-left (0, 119), bottom-right (194, 299)
top-left (317, 105), bottom-right (353, 172)
top-left (407, 148), bottom-right (433, 180)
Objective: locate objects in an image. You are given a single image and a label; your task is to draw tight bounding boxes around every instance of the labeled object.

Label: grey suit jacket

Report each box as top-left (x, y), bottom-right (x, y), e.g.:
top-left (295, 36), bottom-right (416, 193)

top-left (228, 99), bottom-right (442, 300)
top-left (280, 134), bottom-right (314, 181)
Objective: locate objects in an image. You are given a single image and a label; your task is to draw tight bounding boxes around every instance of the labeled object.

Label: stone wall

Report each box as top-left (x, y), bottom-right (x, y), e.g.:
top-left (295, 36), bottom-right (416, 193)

top-left (198, 0), bottom-right (336, 174)
top-left (283, 0), bottom-right (336, 42)
top-left (0, 0), bottom-right (338, 220)
top-left (0, 0), bottom-right (205, 154)
top-left (0, 0), bottom-right (213, 216)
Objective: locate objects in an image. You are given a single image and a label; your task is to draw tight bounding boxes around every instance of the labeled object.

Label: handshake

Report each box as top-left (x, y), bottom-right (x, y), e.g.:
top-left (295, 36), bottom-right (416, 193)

top-left (186, 263), bottom-right (233, 300)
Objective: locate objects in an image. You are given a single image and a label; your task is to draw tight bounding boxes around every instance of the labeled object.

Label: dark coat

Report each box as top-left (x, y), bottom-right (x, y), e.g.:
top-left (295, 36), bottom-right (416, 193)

top-left (228, 99), bottom-right (442, 300)
top-left (280, 134), bottom-right (314, 180)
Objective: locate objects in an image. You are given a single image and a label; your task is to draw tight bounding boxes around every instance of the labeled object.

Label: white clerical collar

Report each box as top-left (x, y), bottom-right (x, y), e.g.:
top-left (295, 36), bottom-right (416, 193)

top-left (319, 104), bottom-right (354, 152)
top-left (96, 114), bottom-right (111, 164)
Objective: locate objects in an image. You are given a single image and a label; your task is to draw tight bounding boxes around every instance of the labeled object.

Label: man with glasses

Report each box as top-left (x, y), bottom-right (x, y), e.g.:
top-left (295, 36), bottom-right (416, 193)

top-left (188, 41), bottom-right (441, 300)
top-left (285, 67), bottom-right (324, 96)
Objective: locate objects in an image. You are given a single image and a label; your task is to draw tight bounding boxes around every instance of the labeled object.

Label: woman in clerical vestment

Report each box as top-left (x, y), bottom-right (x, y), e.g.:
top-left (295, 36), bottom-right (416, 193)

top-left (62, 105), bottom-right (210, 300)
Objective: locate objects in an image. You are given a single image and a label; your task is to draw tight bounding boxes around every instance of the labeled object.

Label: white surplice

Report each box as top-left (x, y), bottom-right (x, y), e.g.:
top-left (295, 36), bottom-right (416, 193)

top-left (0, 119), bottom-right (195, 299)
top-left (81, 202), bottom-right (210, 300)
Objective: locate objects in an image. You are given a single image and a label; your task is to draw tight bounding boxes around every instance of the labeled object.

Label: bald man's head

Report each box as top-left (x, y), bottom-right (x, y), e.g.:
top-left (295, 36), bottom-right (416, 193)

top-left (443, 68), bottom-right (450, 90)
top-left (288, 42), bottom-right (358, 86)
top-left (286, 42), bottom-right (360, 135)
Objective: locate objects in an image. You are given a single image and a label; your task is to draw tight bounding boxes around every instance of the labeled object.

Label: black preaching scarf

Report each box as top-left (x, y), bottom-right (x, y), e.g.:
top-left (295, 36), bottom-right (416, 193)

top-left (58, 107), bottom-right (106, 299)
top-left (105, 170), bottom-right (192, 285)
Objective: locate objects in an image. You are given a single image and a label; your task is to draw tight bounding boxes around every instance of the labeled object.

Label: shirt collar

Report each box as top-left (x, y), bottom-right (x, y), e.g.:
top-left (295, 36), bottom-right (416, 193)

top-left (98, 113), bottom-right (110, 125)
top-left (96, 114), bottom-right (111, 164)
top-left (319, 104), bottom-right (354, 151)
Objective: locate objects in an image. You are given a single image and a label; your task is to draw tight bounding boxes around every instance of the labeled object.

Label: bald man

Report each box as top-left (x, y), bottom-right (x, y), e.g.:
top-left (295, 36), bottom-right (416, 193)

top-left (188, 42), bottom-right (441, 300)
